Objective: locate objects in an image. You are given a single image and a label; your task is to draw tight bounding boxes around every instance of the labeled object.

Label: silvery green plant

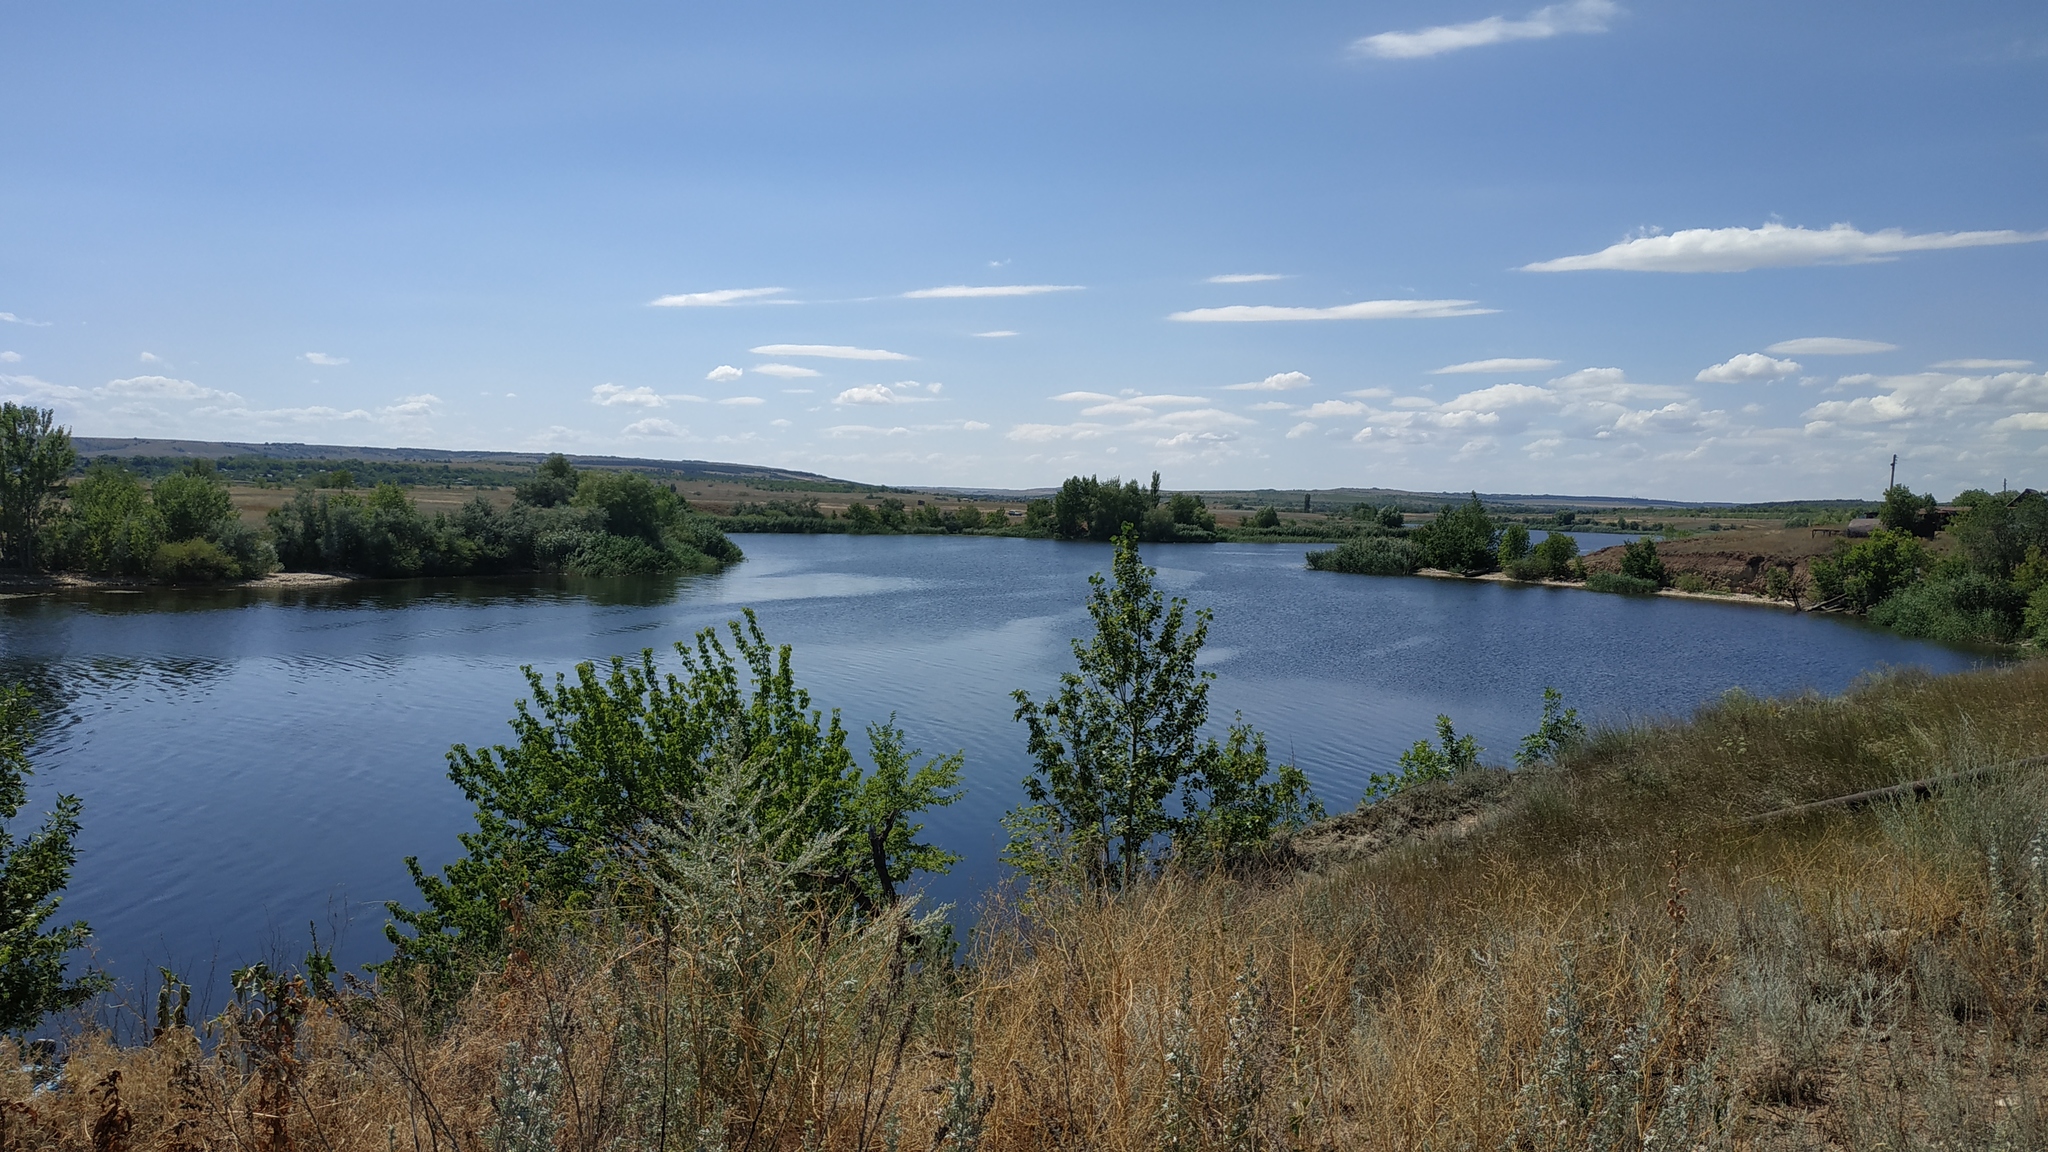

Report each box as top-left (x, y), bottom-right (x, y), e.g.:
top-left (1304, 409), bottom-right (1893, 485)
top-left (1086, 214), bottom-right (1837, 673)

top-left (1158, 970), bottom-right (1201, 1152)
top-left (1220, 949), bottom-right (1267, 1152)
top-left (485, 1042), bottom-right (562, 1152)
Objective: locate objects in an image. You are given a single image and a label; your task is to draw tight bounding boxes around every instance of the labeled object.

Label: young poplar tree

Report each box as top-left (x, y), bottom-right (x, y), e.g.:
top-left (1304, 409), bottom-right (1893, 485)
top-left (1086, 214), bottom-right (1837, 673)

top-left (0, 685), bottom-right (104, 1032)
top-left (1009, 527), bottom-right (1319, 889)
top-left (0, 404), bottom-right (76, 571)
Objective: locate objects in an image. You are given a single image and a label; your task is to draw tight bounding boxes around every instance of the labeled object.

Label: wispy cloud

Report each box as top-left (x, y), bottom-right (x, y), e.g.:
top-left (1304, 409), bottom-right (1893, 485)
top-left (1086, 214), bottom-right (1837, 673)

top-left (902, 284), bottom-right (1082, 299)
top-left (649, 287), bottom-right (787, 307)
top-left (1766, 337), bottom-right (1898, 356)
top-left (750, 343), bottom-right (913, 361)
top-left (834, 383), bottom-right (934, 406)
top-left (0, 352), bottom-right (17, 363)
top-left (1286, 421), bottom-right (1318, 438)
top-left (1223, 371), bottom-right (1313, 392)
top-left (303, 352), bottom-right (349, 366)
top-left (1352, 0), bottom-right (1618, 60)
top-left (622, 417), bottom-right (688, 438)
top-left (1696, 353), bottom-right (1800, 384)
top-left (1205, 273), bottom-right (1287, 284)
top-left (717, 396), bottom-right (765, 406)
top-left (1169, 299), bottom-right (1494, 322)
top-left (1433, 357), bottom-right (1559, 374)
top-left (1525, 223), bottom-right (2048, 273)
top-left (706, 365), bottom-right (743, 382)
top-left (753, 363), bottom-right (821, 378)
top-left (0, 313), bottom-right (52, 327)
top-left (973, 330), bottom-right (1019, 338)
top-left (103, 375), bottom-right (240, 404)
top-left (591, 383), bottom-right (666, 408)
top-left (1935, 358), bottom-right (2032, 370)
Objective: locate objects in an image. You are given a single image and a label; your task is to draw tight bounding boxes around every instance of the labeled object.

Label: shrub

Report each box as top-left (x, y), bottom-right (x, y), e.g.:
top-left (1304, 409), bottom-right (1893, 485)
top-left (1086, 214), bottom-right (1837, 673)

top-left (1619, 537), bottom-right (1667, 586)
top-left (1508, 531), bottom-right (1580, 582)
top-left (1879, 484), bottom-right (1939, 537)
top-left (2028, 584), bottom-right (2048, 643)
top-left (1252, 506), bottom-right (1281, 529)
top-left (1369, 715), bottom-right (1479, 798)
top-left (1586, 571), bottom-right (1660, 595)
top-left (1672, 572), bottom-right (1712, 594)
top-left (1415, 494), bottom-right (1497, 574)
top-left (1515, 688), bottom-right (1586, 767)
top-left (1869, 571), bottom-right (2025, 644)
top-left (1305, 536), bottom-right (1420, 576)
top-left (151, 463), bottom-right (237, 542)
top-left (1809, 529), bottom-right (1928, 611)
top-left (150, 538), bottom-right (241, 583)
top-left (1764, 565), bottom-right (1795, 601)
top-left (47, 462), bottom-right (161, 576)
top-left (1497, 523), bottom-right (1531, 565)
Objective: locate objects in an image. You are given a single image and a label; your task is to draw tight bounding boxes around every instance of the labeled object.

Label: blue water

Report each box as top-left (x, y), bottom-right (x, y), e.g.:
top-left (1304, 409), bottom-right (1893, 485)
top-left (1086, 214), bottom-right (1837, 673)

top-left (0, 535), bottom-right (1990, 997)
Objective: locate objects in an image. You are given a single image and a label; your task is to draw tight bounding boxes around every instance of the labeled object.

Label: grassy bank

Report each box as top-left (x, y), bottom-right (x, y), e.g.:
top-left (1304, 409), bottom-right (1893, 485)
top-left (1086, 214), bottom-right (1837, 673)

top-left (10, 659), bottom-right (2048, 1149)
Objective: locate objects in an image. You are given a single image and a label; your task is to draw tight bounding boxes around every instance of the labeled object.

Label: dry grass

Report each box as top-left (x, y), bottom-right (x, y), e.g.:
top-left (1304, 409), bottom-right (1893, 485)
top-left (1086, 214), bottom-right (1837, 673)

top-left (9, 660), bottom-right (2048, 1150)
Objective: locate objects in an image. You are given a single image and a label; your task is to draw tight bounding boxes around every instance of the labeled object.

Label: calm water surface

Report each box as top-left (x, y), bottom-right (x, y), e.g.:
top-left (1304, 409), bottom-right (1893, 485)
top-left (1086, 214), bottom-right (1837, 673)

top-left (0, 535), bottom-right (1990, 993)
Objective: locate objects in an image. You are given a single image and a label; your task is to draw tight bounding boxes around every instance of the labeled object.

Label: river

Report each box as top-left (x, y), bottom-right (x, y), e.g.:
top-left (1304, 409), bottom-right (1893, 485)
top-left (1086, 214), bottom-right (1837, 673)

top-left (0, 534), bottom-right (1989, 1003)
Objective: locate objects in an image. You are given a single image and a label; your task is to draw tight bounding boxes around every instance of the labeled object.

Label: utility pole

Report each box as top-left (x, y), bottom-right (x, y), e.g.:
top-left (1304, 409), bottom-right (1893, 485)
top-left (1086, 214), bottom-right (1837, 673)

top-left (1889, 454), bottom-right (1897, 490)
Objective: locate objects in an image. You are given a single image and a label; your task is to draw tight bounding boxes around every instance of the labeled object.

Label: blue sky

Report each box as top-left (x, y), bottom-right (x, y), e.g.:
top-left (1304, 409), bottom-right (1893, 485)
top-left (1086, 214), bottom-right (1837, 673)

top-left (3, 2), bottom-right (2044, 500)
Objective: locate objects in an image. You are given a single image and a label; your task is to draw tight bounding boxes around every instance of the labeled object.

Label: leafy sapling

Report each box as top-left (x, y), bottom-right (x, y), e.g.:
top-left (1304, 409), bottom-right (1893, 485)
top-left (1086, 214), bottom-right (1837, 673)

top-left (1515, 688), bottom-right (1588, 768)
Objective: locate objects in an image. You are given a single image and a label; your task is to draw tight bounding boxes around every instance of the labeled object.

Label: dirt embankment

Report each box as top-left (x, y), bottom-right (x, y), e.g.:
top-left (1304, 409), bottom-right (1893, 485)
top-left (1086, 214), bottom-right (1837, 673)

top-left (1291, 767), bottom-right (1516, 865)
top-left (1580, 526), bottom-right (1846, 596)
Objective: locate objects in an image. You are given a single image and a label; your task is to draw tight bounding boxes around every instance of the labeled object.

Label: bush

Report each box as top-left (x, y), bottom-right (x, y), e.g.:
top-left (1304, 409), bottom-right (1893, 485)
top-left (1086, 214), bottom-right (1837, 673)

top-left (1414, 494), bottom-right (1497, 574)
top-left (1368, 715), bottom-right (1479, 799)
top-left (1869, 572), bottom-right (2025, 644)
top-left (150, 538), bottom-right (241, 583)
top-left (1508, 531), bottom-right (1580, 582)
top-left (1252, 506), bottom-right (1281, 529)
top-left (2028, 584), bottom-right (2048, 643)
top-left (1497, 523), bottom-right (1531, 565)
top-left (1672, 572), bottom-right (1713, 594)
top-left (1305, 536), bottom-right (1420, 576)
top-left (1764, 565), bottom-right (1795, 601)
top-left (47, 463), bottom-right (161, 576)
top-left (1586, 571), bottom-right (1660, 595)
top-left (1809, 529), bottom-right (1928, 612)
top-left (1619, 537), bottom-right (1667, 586)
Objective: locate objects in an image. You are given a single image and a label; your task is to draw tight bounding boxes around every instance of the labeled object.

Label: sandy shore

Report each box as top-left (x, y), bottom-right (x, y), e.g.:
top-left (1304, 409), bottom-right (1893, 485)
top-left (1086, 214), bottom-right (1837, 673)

top-left (1411, 567), bottom-right (1801, 610)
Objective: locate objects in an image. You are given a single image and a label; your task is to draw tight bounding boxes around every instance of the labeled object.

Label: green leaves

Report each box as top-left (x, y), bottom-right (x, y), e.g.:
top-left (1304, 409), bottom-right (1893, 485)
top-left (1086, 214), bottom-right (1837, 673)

top-left (0, 403), bottom-right (75, 571)
top-left (1009, 528), bottom-right (1319, 888)
top-left (1516, 688), bottom-right (1588, 768)
top-left (0, 684), bottom-right (105, 1032)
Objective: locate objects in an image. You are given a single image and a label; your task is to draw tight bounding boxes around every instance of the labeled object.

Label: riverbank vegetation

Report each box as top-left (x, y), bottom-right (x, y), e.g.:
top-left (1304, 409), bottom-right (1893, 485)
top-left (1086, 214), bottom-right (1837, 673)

top-left (0, 404), bottom-right (742, 583)
top-left (7, 564), bottom-right (2048, 1147)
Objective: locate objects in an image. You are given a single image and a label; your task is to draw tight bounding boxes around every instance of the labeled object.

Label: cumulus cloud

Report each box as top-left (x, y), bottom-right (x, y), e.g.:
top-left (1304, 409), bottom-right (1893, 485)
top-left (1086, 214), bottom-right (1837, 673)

top-left (1006, 422), bottom-right (1108, 442)
top-left (0, 313), bottom-right (51, 327)
top-left (1286, 422), bottom-right (1318, 438)
top-left (973, 330), bottom-right (1019, 338)
top-left (1170, 299), bottom-right (1494, 322)
top-left (1801, 370), bottom-right (2048, 431)
top-left (649, 287), bottom-right (786, 307)
top-left (1433, 357), bottom-right (1559, 374)
top-left (1352, 0), bottom-right (1618, 59)
top-left (622, 418), bottom-right (688, 438)
top-left (1205, 273), bottom-right (1287, 283)
top-left (770, 418), bottom-right (792, 428)
top-left (834, 383), bottom-right (938, 406)
top-left (103, 375), bottom-right (241, 403)
top-left (750, 343), bottom-right (912, 361)
top-left (1767, 337), bottom-right (1898, 356)
top-left (139, 352), bottom-right (163, 364)
top-left (303, 352), bottom-right (349, 366)
top-left (1993, 413), bottom-right (2048, 432)
top-left (962, 420), bottom-right (990, 431)
top-left (753, 363), bottom-right (821, 378)
top-left (1248, 401), bottom-right (1295, 412)
top-left (592, 383), bottom-right (666, 408)
top-left (825, 424), bottom-right (912, 438)
top-left (902, 284), bottom-right (1082, 298)
top-left (1696, 353), bottom-right (1801, 384)
top-left (1224, 371), bottom-right (1312, 392)
top-left (706, 365), bottom-right (743, 382)
top-left (1442, 383), bottom-right (1557, 411)
top-left (1935, 358), bottom-right (2032, 370)
top-left (717, 396), bottom-right (765, 406)
top-left (1525, 223), bottom-right (2048, 273)
top-left (1303, 400), bottom-right (1369, 418)
top-left (0, 352), bottom-right (17, 363)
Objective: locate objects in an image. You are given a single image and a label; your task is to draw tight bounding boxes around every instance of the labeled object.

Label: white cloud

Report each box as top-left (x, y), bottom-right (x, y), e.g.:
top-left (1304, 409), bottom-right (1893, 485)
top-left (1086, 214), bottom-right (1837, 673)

top-left (140, 352), bottom-right (162, 364)
top-left (592, 383), bottom-right (666, 408)
top-left (1767, 337), bottom-right (1898, 356)
top-left (1303, 400), bottom-right (1369, 418)
top-left (102, 375), bottom-right (241, 403)
top-left (706, 364), bottom-right (743, 382)
top-left (1051, 391), bottom-right (1115, 403)
top-left (770, 418), bottom-right (792, 428)
top-left (1006, 422), bottom-right (1108, 442)
top-left (962, 420), bottom-right (990, 431)
top-left (1526, 222), bottom-right (2048, 273)
top-left (1223, 371), bottom-right (1312, 392)
top-left (1433, 357), bottom-right (1560, 374)
top-left (303, 352), bottom-right (349, 366)
top-left (381, 394), bottom-right (440, 419)
top-left (903, 284), bottom-right (1082, 298)
top-left (622, 417), bottom-right (688, 438)
top-left (1286, 421), bottom-right (1318, 438)
top-left (835, 383), bottom-right (934, 406)
top-left (649, 287), bottom-right (786, 307)
top-left (1352, 0), bottom-right (1618, 60)
top-left (1443, 383), bottom-right (1557, 411)
top-left (1169, 299), bottom-right (1495, 322)
top-left (1346, 387), bottom-right (1393, 399)
top-left (0, 352), bottom-right (17, 363)
top-left (1696, 353), bottom-right (1801, 384)
top-left (973, 330), bottom-right (1019, 338)
top-left (1801, 370), bottom-right (2048, 432)
top-left (1935, 358), bottom-right (2032, 370)
top-left (753, 363), bottom-right (821, 378)
top-left (0, 313), bottom-right (51, 327)
top-left (1992, 412), bottom-right (2048, 432)
top-left (1205, 273), bottom-right (1288, 283)
top-left (1248, 401), bottom-right (1296, 411)
top-left (750, 343), bottom-right (913, 361)
top-left (717, 396), bottom-right (766, 406)
top-left (0, 374), bottom-right (82, 402)
top-left (826, 424), bottom-right (912, 438)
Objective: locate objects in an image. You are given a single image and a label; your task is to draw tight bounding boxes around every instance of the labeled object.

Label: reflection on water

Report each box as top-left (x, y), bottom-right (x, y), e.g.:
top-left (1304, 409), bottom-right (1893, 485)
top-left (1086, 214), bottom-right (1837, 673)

top-left (0, 535), bottom-right (1994, 995)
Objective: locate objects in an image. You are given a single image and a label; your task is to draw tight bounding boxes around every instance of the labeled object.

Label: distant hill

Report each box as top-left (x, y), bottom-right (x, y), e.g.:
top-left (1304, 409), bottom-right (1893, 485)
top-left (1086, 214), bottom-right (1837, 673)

top-left (73, 437), bottom-right (864, 488)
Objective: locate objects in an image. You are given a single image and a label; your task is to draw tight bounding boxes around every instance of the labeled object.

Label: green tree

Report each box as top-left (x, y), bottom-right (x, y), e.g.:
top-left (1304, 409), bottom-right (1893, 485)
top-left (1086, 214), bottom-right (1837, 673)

top-left (1007, 528), bottom-right (1316, 888)
top-left (1879, 484), bottom-right (1938, 537)
top-left (48, 463), bottom-right (162, 576)
top-left (1497, 523), bottom-right (1532, 565)
top-left (151, 462), bottom-right (236, 542)
top-left (1251, 506), bottom-right (1281, 529)
top-left (389, 611), bottom-right (959, 990)
top-left (1809, 529), bottom-right (1928, 611)
top-left (1368, 715), bottom-right (1479, 799)
top-left (1620, 537), bottom-right (1667, 586)
top-left (1415, 494), bottom-right (1497, 574)
top-left (0, 686), bottom-right (105, 1031)
top-left (515, 453), bottom-right (580, 508)
top-left (1515, 688), bottom-right (1587, 767)
top-left (1529, 531), bottom-right (1580, 580)
top-left (574, 469), bottom-right (681, 544)
top-left (0, 405), bottom-right (76, 571)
